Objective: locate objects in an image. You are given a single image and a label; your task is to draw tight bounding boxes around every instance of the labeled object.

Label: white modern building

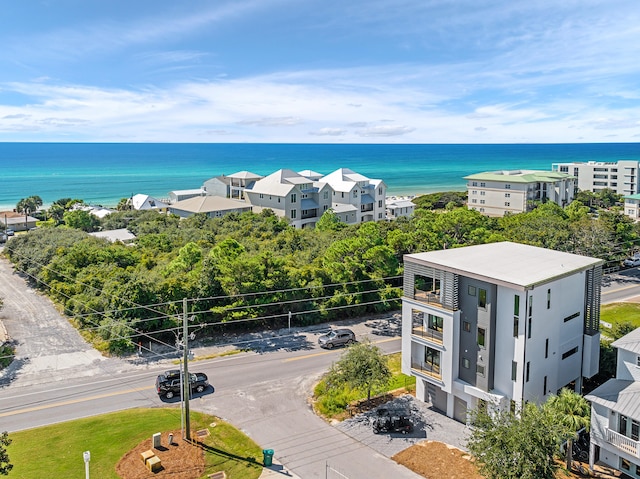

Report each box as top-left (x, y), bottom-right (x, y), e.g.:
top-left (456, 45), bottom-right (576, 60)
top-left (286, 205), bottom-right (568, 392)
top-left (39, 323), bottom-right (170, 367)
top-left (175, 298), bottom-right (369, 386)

top-left (465, 170), bottom-right (576, 217)
top-left (401, 242), bottom-right (603, 423)
top-left (552, 160), bottom-right (640, 196)
top-left (586, 327), bottom-right (640, 477)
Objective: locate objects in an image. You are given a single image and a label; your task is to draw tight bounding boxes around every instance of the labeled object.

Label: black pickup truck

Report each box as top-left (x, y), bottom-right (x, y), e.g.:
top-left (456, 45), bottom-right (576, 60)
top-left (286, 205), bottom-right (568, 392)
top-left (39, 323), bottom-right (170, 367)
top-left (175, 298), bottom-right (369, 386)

top-left (155, 370), bottom-right (209, 399)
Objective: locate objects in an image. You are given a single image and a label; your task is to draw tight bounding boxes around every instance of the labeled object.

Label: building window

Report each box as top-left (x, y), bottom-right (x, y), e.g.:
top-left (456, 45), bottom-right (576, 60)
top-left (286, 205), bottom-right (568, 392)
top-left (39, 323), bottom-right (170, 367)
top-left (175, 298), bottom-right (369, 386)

top-left (564, 312), bottom-right (580, 322)
top-left (513, 317), bottom-right (519, 337)
top-left (480, 191), bottom-right (486, 196)
top-left (528, 295), bottom-right (533, 316)
top-left (477, 328), bottom-right (486, 348)
top-left (291, 193), bottom-right (297, 203)
top-left (526, 361), bottom-right (530, 382)
top-left (378, 200), bottom-right (382, 207)
top-left (505, 193), bottom-right (511, 198)
top-left (511, 361), bottom-right (517, 381)
top-left (471, 199), bottom-right (477, 204)
top-left (545, 338), bottom-right (549, 358)
top-left (620, 458), bottom-right (631, 472)
top-left (468, 285), bottom-right (476, 296)
top-left (505, 184), bottom-right (511, 189)
top-left (291, 210), bottom-right (297, 219)
top-left (463, 321), bottom-right (471, 332)
top-left (480, 199), bottom-right (485, 204)
top-left (353, 190), bottom-right (358, 198)
top-left (324, 191), bottom-right (329, 199)
top-left (477, 365), bottom-right (485, 376)
top-left (463, 358), bottom-right (470, 369)
top-left (562, 346), bottom-right (579, 360)
top-left (543, 376), bottom-right (547, 396)
top-left (472, 181), bottom-right (478, 186)
top-left (637, 355), bottom-right (640, 367)
top-left (528, 317), bottom-right (532, 339)
top-left (259, 193), bottom-right (264, 199)
top-left (505, 202), bottom-right (510, 207)
top-left (478, 289), bottom-right (487, 309)
top-left (514, 295), bottom-right (520, 315)
top-left (480, 182), bottom-right (486, 187)
top-left (547, 289), bottom-right (551, 309)
top-left (632, 420), bottom-right (639, 441)
top-left (378, 187), bottom-right (382, 195)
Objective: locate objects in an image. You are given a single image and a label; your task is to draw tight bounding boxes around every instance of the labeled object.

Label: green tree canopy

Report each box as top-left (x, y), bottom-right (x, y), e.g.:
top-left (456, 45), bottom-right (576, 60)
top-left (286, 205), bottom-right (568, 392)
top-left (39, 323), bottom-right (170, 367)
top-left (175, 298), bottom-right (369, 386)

top-left (325, 339), bottom-right (391, 402)
top-left (467, 402), bottom-right (565, 479)
top-left (545, 388), bottom-right (591, 469)
top-left (0, 431), bottom-right (12, 475)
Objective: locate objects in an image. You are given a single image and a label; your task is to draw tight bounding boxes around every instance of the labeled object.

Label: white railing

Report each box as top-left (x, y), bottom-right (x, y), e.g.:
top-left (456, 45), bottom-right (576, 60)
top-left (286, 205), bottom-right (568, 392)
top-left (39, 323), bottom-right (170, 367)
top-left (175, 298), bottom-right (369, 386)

top-left (606, 428), bottom-right (640, 457)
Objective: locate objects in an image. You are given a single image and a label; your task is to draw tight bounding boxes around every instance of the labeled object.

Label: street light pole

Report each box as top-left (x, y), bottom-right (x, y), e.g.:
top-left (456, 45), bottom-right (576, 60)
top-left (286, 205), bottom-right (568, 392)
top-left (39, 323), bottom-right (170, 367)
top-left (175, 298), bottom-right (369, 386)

top-left (83, 451), bottom-right (90, 479)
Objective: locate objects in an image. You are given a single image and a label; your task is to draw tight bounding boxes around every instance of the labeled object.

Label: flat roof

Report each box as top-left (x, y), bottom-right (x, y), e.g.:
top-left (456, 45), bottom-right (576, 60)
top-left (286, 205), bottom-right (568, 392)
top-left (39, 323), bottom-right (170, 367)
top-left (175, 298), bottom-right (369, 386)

top-left (405, 242), bottom-right (603, 289)
top-left (463, 170), bottom-right (573, 183)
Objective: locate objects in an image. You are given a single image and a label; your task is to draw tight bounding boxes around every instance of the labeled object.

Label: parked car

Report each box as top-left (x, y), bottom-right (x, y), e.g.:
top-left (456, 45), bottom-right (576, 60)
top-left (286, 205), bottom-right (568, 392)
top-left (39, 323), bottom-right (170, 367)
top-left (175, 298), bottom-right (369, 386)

top-left (155, 371), bottom-right (209, 399)
top-left (5, 229), bottom-right (14, 236)
top-left (371, 408), bottom-right (413, 434)
top-left (318, 328), bottom-right (356, 349)
top-left (623, 257), bottom-right (640, 267)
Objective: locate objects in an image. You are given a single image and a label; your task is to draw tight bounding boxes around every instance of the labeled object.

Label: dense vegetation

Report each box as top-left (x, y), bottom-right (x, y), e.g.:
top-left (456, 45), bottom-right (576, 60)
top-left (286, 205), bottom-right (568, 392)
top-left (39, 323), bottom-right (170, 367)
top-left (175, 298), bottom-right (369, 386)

top-left (4, 190), bottom-right (639, 354)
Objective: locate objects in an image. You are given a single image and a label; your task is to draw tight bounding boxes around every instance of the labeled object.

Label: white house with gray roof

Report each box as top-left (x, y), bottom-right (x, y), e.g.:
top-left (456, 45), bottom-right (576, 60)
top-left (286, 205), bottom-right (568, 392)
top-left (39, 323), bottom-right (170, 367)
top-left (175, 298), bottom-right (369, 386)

top-left (465, 169), bottom-right (575, 217)
top-left (586, 327), bottom-right (640, 476)
top-left (203, 170), bottom-right (263, 200)
top-left (402, 241), bottom-right (603, 423)
top-left (243, 169), bottom-right (333, 228)
top-left (321, 168), bottom-right (387, 223)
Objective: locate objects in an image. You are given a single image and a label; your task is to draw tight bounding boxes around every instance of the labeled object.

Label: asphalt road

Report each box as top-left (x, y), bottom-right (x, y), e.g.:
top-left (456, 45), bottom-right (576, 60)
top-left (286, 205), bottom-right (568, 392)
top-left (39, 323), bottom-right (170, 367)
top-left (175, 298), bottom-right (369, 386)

top-left (0, 253), bottom-right (423, 478)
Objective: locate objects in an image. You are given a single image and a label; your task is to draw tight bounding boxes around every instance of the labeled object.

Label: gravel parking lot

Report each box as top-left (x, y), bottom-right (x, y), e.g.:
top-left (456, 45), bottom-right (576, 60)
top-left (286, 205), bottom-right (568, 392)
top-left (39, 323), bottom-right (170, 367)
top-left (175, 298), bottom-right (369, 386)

top-left (335, 395), bottom-right (469, 458)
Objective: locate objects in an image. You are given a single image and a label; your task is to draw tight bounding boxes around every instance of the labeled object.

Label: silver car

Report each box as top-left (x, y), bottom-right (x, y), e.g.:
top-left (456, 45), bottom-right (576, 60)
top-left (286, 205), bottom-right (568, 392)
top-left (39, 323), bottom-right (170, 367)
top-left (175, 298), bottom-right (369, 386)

top-left (318, 328), bottom-right (356, 349)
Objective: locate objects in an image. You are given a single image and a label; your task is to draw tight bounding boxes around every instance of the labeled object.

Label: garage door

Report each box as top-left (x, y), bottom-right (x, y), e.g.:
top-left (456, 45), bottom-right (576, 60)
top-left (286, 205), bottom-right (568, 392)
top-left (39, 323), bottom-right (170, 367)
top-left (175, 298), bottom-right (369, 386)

top-left (453, 397), bottom-right (468, 424)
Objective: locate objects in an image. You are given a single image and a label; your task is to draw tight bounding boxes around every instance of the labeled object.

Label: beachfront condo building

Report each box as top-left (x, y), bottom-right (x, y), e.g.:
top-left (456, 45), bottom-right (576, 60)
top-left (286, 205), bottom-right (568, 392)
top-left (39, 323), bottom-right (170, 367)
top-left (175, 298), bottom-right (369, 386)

top-left (552, 160), bottom-right (640, 196)
top-left (401, 242), bottom-right (603, 423)
top-left (465, 169), bottom-right (575, 217)
top-left (586, 327), bottom-right (640, 476)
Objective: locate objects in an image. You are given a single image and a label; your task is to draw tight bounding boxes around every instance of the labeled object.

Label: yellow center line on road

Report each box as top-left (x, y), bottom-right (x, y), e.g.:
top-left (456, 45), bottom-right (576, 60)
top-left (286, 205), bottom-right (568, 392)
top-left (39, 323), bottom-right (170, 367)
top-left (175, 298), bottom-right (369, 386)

top-left (284, 336), bottom-right (399, 362)
top-left (0, 385), bottom-right (152, 418)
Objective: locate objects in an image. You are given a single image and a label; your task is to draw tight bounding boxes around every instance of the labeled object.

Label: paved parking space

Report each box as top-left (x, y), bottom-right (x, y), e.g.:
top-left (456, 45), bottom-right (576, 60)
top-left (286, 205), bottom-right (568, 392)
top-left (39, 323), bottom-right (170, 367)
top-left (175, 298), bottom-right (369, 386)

top-left (335, 395), bottom-right (469, 458)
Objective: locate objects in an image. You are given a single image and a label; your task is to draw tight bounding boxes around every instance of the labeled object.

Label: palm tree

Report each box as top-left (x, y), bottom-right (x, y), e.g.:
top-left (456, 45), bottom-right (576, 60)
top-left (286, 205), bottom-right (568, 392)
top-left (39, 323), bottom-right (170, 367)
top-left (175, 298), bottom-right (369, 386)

top-left (545, 388), bottom-right (591, 469)
top-left (16, 195), bottom-right (43, 230)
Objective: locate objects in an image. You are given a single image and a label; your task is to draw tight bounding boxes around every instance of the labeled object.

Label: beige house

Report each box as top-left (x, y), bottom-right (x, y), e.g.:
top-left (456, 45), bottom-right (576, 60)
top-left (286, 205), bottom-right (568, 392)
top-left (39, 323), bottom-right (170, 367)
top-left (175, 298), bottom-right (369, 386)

top-left (465, 169), bottom-right (575, 217)
top-left (168, 196), bottom-right (251, 219)
top-left (1, 210), bottom-right (38, 232)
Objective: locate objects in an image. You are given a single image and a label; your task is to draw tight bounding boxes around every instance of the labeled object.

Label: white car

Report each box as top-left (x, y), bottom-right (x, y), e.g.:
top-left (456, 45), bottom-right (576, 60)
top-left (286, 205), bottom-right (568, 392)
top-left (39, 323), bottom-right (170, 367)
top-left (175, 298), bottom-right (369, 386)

top-left (623, 257), bottom-right (640, 267)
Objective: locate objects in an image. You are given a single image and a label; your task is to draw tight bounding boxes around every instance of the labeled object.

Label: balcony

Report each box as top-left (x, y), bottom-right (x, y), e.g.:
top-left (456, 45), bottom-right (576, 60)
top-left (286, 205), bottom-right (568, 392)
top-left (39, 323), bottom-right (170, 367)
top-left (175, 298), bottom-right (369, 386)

top-left (412, 325), bottom-right (443, 344)
top-left (605, 428), bottom-right (640, 458)
top-left (414, 289), bottom-right (449, 309)
top-left (411, 361), bottom-right (442, 380)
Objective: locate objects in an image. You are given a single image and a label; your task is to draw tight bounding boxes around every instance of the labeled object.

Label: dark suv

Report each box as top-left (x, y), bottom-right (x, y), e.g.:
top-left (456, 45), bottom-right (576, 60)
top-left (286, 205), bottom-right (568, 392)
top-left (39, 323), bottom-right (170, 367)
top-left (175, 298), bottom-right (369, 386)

top-left (155, 371), bottom-right (209, 399)
top-left (318, 328), bottom-right (356, 349)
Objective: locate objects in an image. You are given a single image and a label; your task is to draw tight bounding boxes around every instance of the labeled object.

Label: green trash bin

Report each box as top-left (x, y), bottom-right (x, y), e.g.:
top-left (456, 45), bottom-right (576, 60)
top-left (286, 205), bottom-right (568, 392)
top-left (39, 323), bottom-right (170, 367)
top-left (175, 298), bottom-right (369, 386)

top-left (262, 449), bottom-right (274, 467)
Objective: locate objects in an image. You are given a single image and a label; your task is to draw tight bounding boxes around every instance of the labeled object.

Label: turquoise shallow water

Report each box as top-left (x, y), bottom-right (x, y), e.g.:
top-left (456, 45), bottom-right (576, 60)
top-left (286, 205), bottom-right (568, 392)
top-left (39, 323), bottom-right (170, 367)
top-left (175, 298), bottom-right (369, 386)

top-left (1, 142), bottom-right (638, 209)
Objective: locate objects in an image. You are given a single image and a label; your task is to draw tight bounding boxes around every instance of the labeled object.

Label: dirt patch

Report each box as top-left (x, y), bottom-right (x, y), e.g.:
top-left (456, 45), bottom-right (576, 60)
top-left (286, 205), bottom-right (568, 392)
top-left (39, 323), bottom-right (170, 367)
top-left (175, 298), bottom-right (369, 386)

top-left (115, 430), bottom-right (205, 479)
top-left (393, 441), bottom-right (483, 479)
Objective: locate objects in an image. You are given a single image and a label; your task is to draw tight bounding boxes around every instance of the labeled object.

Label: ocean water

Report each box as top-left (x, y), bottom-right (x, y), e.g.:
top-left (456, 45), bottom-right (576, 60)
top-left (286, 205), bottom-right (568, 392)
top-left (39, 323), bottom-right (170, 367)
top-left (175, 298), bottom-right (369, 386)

top-left (1, 142), bottom-right (639, 210)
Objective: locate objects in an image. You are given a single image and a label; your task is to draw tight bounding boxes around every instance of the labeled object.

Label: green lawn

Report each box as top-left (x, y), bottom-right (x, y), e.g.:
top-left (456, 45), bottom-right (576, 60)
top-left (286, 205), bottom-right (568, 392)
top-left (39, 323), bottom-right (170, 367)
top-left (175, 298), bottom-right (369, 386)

top-left (600, 302), bottom-right (640, 338)
top-left (6, 408), bottom-right (263, 479)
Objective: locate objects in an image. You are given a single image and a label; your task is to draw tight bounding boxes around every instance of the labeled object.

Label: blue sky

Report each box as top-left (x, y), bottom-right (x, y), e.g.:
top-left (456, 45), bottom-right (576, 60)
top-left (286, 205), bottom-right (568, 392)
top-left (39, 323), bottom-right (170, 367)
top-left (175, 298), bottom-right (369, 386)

top-left (1, 0), bottom-right (639, 143)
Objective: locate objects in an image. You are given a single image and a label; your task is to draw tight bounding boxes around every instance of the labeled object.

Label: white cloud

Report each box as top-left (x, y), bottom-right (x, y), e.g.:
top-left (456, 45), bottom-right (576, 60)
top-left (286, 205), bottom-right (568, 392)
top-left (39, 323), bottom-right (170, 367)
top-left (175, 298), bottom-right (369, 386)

top-left (309, 128), bottom-right (347, 136)
top-left (355, 125), bottom-right (415, 137)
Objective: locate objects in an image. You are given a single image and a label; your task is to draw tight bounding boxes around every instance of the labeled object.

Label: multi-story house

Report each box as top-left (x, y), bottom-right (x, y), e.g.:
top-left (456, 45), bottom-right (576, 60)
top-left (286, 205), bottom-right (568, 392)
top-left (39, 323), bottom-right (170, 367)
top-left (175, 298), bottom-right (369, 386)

top-left (401, 241), bottom-right (603, 423)
top-left (464, 170), bottom-right (575, 217)
top-left (321, 168), bottom-right (387, 223)
top-left (552, 160), bottom-right (640, 196)
top-left (624, 194), bottom-right (640, 222)
top-left (243, 169), bottom-right (333, 229)
top-left (386, 198), bottom-right (416, 220)
top-left (202, 171), bottom-right (263, 200)
top-left (586, 327), bottom-right (640, 476)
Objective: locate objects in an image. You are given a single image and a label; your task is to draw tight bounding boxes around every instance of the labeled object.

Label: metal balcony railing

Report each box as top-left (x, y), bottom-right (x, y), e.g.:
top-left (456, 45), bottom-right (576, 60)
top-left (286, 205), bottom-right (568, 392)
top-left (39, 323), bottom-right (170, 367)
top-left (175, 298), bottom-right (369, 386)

top-left (411, 361), bottom-right (442, 380)
top-left (411, 325), bottom-right (444, 344)
top-left (413, 289), bottom-right (443, 307)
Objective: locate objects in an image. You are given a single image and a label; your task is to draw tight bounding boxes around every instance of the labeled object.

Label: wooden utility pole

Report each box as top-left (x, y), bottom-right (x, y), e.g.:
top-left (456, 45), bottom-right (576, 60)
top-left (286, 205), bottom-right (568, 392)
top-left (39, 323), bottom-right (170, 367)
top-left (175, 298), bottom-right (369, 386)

top-left (182, 298), bottom-right (191, 441)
